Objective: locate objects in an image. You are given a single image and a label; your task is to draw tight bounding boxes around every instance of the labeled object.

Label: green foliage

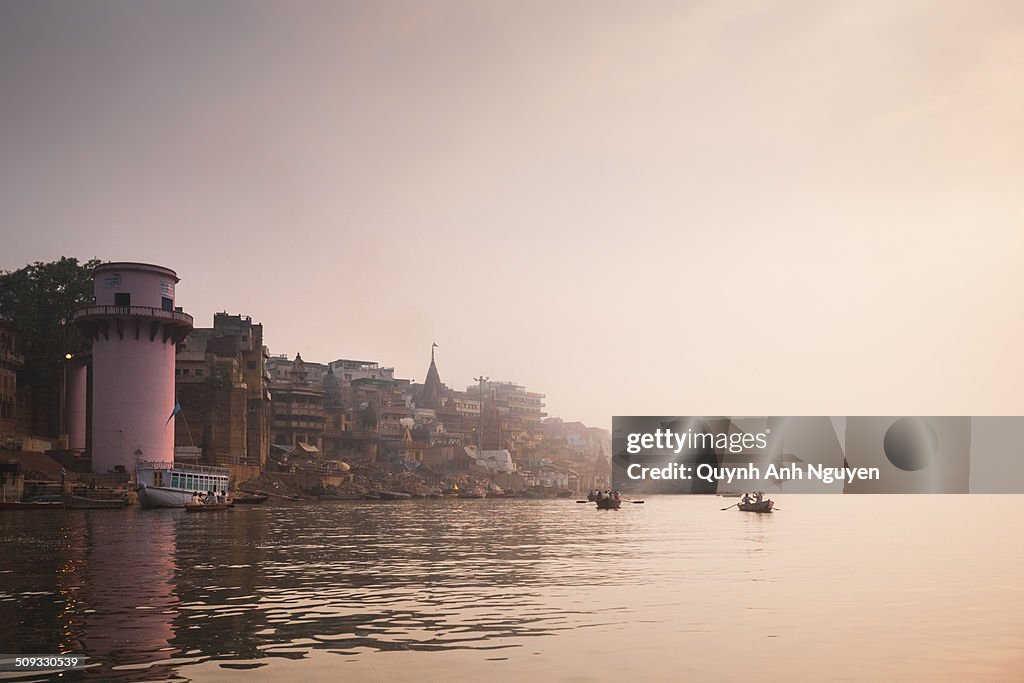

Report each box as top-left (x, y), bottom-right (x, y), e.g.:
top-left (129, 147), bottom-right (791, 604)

top-left (0, 257), bottom-right (101, 434)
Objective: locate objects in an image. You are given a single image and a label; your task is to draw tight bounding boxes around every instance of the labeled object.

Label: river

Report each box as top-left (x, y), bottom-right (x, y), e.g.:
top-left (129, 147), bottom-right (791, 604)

top-left (1, 496), bottom-right (1022, 681)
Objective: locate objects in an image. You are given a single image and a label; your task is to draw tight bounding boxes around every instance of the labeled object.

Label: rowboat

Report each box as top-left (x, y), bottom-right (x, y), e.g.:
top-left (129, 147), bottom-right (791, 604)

top-left (185, 502), bottom-right (231, 512)
top-left (62, 493), bottom-right (127, 509)
top-left (232, 494), bottom-right (269, 504)
top-left (737, 499), bottom-right (774, 513)
top-left (0, 500), bottom-right (63, 510)
top-left (595, 497), bottom-right (622, 510)
top-left (378, 491), bottom-right (412, 500)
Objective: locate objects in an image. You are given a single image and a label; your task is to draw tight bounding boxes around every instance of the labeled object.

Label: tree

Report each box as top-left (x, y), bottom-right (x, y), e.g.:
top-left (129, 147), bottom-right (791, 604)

top-left (0, 257), bottom-right (101, 436)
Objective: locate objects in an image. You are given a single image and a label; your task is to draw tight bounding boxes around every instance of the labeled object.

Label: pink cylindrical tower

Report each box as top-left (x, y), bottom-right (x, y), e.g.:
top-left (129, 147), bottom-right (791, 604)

top-left (74, 263), bottom-right (192, 474)
top-left (66, 360), bottom-right (88, 451)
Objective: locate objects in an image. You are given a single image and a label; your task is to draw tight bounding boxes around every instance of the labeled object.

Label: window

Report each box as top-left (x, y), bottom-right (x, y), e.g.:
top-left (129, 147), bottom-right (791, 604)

top-left (182, 369), bottom-right (190, 376)
top-left (114, 293), bottom-right (131, 307)
top-left (195, 369), bottom-right (203, 377)
top-left (161, 297), bottom-right (173, 312)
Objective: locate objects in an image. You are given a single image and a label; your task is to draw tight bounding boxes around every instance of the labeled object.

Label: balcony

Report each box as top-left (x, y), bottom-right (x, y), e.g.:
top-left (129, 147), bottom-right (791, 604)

top-left (74, 305), bottom-right (193, 326)
top-left (74, 305), bottom-right (193, 344)
top-left (0, 348), bottom-right (25, 366)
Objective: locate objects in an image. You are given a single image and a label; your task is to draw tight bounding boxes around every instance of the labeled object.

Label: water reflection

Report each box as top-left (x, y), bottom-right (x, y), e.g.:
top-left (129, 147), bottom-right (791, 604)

top-left (1, 497), bottom-right (1023, 681)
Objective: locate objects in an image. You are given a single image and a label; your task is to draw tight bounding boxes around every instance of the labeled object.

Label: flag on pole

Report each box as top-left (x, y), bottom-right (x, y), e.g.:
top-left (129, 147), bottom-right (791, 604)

top-left (166, 400), bottom-right (181, 426)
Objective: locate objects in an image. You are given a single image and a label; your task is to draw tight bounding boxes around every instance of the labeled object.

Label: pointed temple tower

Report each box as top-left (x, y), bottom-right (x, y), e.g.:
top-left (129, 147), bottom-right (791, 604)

top-left (418, 343), bottom-right (446, 410)
top-left (74, 263), bottom-right (192, 473)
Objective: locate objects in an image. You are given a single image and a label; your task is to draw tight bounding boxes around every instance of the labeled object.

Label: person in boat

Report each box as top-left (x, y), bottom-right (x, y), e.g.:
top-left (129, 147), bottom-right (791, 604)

top-left (741, 493), bottom-right (752, 504)
top-left (204, 490), bottom-right (216, 505)
top-left (190, 491), bottom-right (201, 505)
top-left (220, 490), bottom-right (228, 504)
top-left (755, 491), bottom-right (763, 503)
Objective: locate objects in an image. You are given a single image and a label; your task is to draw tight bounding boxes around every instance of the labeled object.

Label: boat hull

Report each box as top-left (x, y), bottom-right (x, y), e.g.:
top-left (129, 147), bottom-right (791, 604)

top-left (185, 502), bottom-right (231, 512)
top-left (62, 494), bottom-right (127, 509)
top-left (137, 484), bottom-right (194, 509)
top-left (233, 495), bottom-right (269, 504)
top-left (738, 500), bottom-right (774, 513)
top-left (595, 498), bottom-right (622, 510)
top-left (0, 501), bottom-right (63, 510)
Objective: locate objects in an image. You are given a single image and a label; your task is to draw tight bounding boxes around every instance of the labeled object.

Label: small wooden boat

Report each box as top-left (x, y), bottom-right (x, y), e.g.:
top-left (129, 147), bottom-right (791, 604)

top-left (62, 493), bottom-right (127, 509)
top-left (737, 499), bottom-right (774, 513)
top-left (232, 494), bottom-right (269, 504)
top-left (0, 500), bottom-right (64, 510)
top-left (185, 502), bottom-right (231, 512)
top-left (377, 491), bottom-right (412, 500)
top-left (595, 497), bottom-right (622, 510)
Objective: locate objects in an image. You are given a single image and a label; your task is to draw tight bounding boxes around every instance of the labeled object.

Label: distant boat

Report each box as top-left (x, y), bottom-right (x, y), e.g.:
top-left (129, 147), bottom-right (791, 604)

top-left (595, 497), bottom-right (621, 510)
top-left (737, 499), bottom-right (774, 513)
top-left (459, 487), bottom-right (487, 499)
top-left (62, 493), bottom-right (127, 510)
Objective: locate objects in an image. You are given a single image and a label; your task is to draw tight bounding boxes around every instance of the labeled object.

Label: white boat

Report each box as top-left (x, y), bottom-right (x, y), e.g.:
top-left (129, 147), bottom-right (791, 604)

top-left (136, 460), bottom-right (230, 509)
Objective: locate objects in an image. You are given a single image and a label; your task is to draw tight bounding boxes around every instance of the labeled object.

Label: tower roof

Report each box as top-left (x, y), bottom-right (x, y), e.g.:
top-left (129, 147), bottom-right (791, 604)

top-left (419, 343), bottom-right (446, 409)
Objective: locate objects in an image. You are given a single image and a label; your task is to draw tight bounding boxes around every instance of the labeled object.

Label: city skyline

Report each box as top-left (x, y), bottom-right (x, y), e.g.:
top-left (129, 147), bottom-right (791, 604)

top-left (3, 1), bottom-right (1024, 430)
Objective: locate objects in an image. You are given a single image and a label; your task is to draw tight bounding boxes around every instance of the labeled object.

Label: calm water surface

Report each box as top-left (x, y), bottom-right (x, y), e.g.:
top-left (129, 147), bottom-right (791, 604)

top-left (1, 496), bottom-right (1022, 681)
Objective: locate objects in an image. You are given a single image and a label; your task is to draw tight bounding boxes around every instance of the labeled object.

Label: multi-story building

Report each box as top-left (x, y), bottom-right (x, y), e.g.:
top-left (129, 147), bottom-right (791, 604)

top-left (328, 358), bottom-right (394, 384)
top-left (266, 354), bottom-right (329, 385)
top-left (174, 313), bottom-right (270, 468)
top-left (0, 319), bottom-right (24, 438)
top-left (269, 354), bottom-right (325, 450)
top-left (210, 314), bottom-right (270, 467)
top-left (465, 380), bottom-right (547, 448)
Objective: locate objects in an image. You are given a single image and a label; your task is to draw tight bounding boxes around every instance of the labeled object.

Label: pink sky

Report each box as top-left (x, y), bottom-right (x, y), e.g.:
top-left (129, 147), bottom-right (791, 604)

top-left (2, 1), bottom-right (1023, 428)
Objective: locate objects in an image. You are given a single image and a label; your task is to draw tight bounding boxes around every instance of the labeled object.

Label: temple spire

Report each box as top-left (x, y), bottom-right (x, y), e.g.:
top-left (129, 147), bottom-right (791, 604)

top-left (420, 342), bottom-right (445, 409)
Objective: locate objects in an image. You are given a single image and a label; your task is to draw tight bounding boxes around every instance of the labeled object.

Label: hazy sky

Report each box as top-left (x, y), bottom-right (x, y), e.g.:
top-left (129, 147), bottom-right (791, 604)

top-left (2, 1), bottom-right (1023, 429)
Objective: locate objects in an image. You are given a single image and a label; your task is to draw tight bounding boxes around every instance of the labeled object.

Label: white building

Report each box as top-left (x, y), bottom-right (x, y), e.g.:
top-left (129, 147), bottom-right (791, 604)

top-left (467, 447), bottom-right (516, 473)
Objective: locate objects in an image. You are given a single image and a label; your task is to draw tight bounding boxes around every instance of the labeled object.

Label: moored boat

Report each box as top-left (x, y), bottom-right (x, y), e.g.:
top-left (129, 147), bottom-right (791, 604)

top-left (136, 460), bottom-right (230, 509)
top-left (377, 491), bottom-right (412, 500)
top-left (458, 486), bottom-right (487, 499)
top-left (62, 493), bottom-right (127, 509)
top-left (0, 500), bottom-right (63, 510)
top-left (232, 494), bottom-right (269, 504)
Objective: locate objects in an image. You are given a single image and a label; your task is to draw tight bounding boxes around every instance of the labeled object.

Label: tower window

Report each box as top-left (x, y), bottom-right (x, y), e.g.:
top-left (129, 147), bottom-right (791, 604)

top-left (114, 293), bottom-right (131, 307)
top-left (161, 297), bottom-right (173, 311)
